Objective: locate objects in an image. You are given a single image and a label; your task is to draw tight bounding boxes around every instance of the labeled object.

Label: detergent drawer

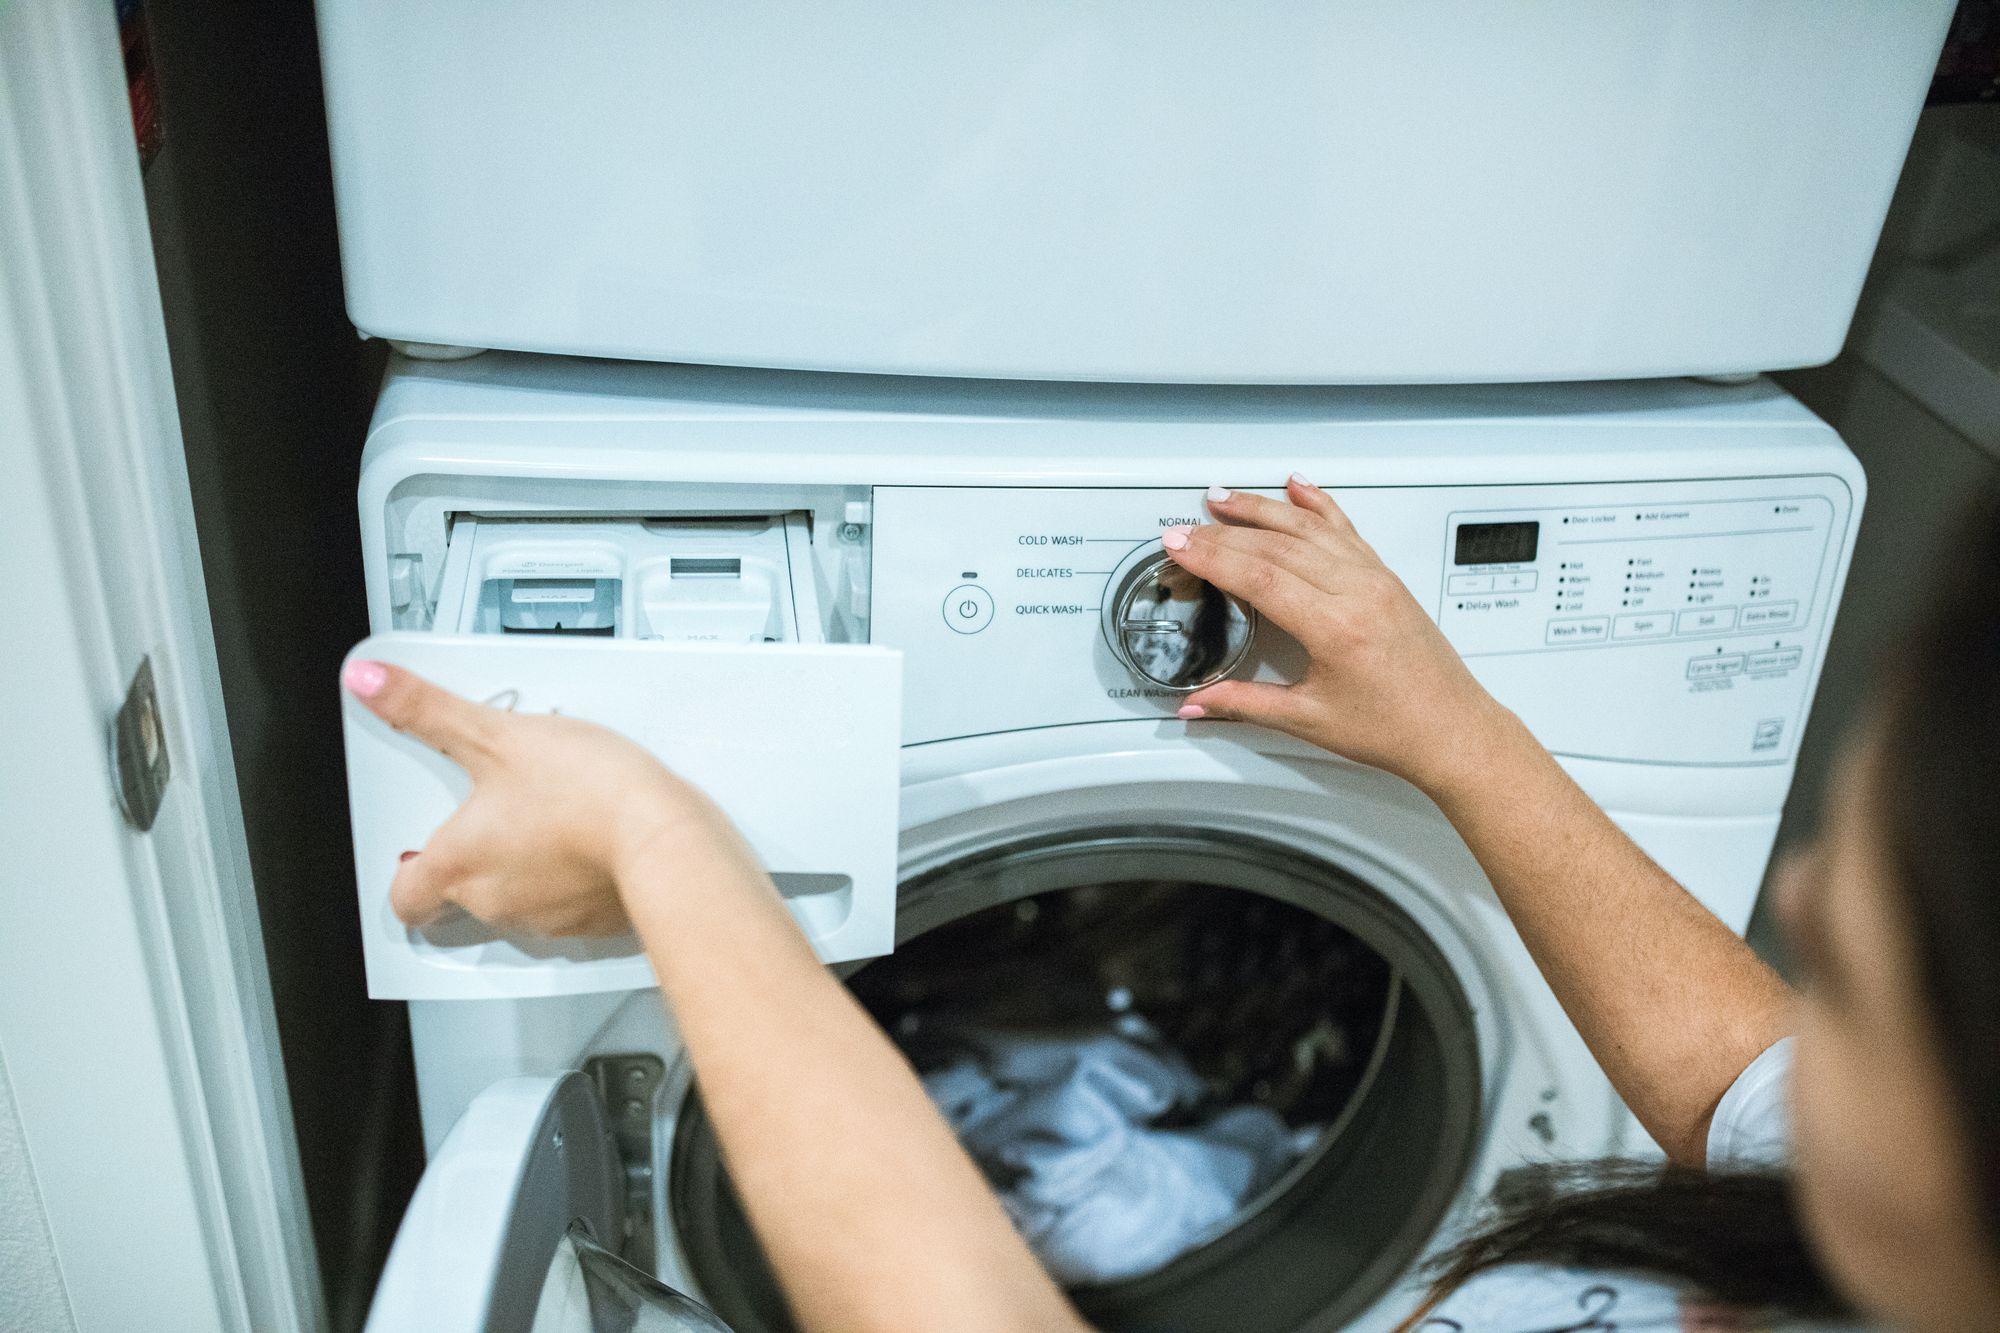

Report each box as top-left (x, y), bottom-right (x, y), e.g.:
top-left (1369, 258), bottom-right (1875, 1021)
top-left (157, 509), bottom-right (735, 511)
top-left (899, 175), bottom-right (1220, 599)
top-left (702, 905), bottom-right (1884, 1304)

top-left (425, 513), bottom-right (827, 646)
top-left (341, 503), bottom-right (900, 1001)
top-left (341, 634), bottom-right (900, 1000)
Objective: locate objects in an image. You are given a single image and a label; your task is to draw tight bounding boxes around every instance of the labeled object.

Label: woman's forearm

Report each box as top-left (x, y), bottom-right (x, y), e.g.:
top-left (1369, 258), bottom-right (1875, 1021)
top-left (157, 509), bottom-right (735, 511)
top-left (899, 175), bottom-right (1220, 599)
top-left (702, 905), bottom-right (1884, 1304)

top-left (1427, 707), bottom-right (1793, 1165)
top-left (620, 835), bottom-right (1089, 1333)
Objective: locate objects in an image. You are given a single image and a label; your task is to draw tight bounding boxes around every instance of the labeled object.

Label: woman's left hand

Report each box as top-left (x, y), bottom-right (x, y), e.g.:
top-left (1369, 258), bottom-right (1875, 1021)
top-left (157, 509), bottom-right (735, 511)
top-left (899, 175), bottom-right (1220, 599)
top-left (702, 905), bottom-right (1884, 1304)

top-left (1165, 476), bottom-right (1520, 799)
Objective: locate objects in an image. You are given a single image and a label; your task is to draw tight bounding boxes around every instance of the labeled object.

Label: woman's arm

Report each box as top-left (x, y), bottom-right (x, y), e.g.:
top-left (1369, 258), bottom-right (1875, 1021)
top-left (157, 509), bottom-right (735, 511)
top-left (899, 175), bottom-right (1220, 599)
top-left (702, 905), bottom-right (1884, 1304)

top-left (1164, 479), bottom-right (1791, 1165)
top-left (346, 662), bottom-right (1090, 1333)
top-left (1424, 711), bottom-right (1792, 1165)
top-left (618, 826), bottom-right (1089, 1333)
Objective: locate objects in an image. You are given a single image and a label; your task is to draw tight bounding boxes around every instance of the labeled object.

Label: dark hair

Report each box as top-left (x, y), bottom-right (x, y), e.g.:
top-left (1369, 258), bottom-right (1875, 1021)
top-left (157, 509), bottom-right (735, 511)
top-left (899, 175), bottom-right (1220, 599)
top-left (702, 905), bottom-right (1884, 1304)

top-left (1406, 1163), bottom-right (1846, 1326)
top-left (1403, 484), bottom-right (2000, 1325)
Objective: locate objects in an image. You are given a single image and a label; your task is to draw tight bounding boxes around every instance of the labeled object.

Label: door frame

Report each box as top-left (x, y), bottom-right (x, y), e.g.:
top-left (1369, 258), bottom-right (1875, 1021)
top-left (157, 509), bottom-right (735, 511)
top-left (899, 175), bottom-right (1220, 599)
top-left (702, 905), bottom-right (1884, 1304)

top-left (0, 2), bottom-right (320, 1328)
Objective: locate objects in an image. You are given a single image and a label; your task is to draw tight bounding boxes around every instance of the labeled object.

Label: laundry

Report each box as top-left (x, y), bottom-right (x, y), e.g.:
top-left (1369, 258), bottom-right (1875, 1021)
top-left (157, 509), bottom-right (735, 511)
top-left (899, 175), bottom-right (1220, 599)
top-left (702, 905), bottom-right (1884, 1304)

top-left (920, 1020), bottom-right (1311, 1286)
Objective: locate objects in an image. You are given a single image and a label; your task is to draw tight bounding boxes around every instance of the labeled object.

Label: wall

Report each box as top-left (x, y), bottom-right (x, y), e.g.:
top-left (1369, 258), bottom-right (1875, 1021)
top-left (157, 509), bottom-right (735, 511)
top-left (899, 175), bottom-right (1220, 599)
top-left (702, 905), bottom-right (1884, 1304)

top-left (0, 1048), bottom-right (74, 1333)
top-left (1760, 106), bottom-right (2000, 965)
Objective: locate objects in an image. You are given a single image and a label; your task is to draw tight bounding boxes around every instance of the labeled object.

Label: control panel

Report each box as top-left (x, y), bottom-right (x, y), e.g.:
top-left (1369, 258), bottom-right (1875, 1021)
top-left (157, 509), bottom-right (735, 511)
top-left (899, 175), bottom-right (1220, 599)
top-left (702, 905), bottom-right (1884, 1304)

top-left (870, 478), bottom-right (1852, 765)
top-left (1437, 496), bottom-right (1834, 661)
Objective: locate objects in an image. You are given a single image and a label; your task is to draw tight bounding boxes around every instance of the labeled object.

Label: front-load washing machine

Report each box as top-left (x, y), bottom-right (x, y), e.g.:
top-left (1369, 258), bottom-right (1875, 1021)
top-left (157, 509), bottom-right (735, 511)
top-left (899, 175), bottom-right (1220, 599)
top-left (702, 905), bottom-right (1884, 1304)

top-left (343, 353), bottom-right (1861, 1331)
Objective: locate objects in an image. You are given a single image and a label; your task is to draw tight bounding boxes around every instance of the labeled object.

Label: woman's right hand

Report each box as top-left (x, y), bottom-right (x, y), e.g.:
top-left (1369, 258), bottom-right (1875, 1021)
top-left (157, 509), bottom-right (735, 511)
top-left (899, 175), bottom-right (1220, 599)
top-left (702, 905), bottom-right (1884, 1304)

top-left (1165, 475), bottom-right (1527, 798)
top-left (342, 657), bottom-right (767, 936)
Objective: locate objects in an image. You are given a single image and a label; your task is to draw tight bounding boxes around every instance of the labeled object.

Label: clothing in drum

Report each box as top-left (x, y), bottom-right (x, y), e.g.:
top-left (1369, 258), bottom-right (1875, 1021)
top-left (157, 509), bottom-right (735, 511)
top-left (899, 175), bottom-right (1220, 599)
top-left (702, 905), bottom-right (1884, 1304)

top-left (669, 831), bottom-right (1483, 1333)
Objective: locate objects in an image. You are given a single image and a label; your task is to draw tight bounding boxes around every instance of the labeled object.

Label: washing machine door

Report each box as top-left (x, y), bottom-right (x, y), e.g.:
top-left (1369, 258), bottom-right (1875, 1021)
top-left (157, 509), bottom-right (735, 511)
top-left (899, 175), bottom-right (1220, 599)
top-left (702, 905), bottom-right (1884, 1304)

top-left (340, 632), bottom-right (903, 1000)
top-left (368, 1073), bottom-right (732, 1333)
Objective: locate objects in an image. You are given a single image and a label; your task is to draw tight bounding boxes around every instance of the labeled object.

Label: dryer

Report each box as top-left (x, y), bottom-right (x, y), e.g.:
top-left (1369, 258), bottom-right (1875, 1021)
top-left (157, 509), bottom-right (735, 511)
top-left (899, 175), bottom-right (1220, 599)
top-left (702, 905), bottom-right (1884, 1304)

top-left (345, 353), bottom-right (1861, 1331)
top-left (313, 1), bottom-right (1952, 383)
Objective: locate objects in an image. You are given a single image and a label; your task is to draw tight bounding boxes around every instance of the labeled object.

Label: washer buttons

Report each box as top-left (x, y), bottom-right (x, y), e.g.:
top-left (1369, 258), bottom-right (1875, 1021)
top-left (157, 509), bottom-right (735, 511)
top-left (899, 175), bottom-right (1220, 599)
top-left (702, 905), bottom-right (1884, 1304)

top-left (943, 584), bottom-right (995, 634)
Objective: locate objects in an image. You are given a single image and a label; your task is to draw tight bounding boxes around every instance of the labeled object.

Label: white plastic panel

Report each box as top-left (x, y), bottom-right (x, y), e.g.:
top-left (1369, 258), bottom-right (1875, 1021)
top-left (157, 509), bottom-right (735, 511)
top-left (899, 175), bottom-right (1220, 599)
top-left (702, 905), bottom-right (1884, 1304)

top-left (341, 633), bottom-right (901, 999)
top-left (346, 361), bottom-right (1867, 803)
top-left (868, 477), bottom-right (1853, 765)
top-left (316, 0), bottom-right (1949, 381)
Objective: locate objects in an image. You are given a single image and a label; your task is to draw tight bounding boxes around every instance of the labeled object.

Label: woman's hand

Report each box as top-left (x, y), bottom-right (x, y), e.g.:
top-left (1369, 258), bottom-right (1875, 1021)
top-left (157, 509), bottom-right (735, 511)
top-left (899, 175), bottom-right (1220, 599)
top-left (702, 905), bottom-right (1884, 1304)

top-left (342, 658), bottom-right (761, 935)
top-left (1165, 475), bottom-right (1525, 798)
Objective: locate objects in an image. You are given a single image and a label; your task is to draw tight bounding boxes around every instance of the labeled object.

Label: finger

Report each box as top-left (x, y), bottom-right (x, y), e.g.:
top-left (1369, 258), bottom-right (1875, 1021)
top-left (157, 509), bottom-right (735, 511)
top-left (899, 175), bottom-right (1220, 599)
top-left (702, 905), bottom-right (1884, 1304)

top-left (1177, 520), bottom-right (1348, 597)
top-left (1283, 473), bottom-right (1364, 542)
top-left (343, 656), bottom-right (499, 774)
top-left (1178, 678), bottom-right (1311, 732)
top-left (1162, 526), bottom-right (1322, 639)
top-left (1203, 485), bottom-right (1336, 545)
top-left (389, 848), bottom-right (451, 928)
top-left (1200, 512), bottom-right (1360, 592)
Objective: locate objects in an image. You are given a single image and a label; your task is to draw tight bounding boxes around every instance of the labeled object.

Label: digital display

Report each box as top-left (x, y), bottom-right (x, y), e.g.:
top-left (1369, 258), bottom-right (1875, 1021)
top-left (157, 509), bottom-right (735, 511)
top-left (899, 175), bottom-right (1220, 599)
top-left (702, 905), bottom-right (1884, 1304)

top-left (1454, 521), bottom-right (1539, 566)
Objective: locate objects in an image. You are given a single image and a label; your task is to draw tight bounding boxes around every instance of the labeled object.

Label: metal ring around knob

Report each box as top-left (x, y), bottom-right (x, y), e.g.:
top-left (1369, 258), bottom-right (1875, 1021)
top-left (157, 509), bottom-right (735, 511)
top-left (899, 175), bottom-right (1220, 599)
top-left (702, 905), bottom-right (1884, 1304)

top-left (1100, 544), bottom-right (1256, 692)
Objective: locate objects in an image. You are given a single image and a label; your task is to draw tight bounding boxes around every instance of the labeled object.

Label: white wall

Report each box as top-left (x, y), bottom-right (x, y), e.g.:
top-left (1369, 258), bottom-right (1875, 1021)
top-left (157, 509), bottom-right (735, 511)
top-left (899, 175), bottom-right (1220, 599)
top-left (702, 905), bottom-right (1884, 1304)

top-left (0, 1047), bottom-right (75, 1333)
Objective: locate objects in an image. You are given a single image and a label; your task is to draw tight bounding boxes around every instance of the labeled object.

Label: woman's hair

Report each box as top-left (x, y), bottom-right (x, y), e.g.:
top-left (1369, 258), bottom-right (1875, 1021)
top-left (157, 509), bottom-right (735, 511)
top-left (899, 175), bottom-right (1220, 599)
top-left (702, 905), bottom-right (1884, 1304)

top-left (1404, 484), bottom-right (2000, 1324)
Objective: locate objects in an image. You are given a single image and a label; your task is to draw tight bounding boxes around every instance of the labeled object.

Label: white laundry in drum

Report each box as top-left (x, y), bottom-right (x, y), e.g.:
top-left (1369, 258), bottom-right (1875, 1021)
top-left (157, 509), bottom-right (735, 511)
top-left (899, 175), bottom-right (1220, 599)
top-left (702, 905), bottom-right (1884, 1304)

top-left (921, 1020), bottom-right (1313, 1285)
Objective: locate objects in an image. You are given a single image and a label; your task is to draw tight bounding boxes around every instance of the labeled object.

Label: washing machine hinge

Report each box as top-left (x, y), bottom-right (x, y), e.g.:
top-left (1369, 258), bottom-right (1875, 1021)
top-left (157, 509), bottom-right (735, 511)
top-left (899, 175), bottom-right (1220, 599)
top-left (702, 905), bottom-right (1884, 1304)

top-left (586, 1053), bottom-right (666, 1268)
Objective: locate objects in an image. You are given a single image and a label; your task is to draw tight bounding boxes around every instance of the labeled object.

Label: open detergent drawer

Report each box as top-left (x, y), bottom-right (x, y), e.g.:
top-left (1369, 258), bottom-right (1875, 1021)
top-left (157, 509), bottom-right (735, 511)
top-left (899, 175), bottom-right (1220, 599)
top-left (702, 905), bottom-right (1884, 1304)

top-left (342, 512), bottom-right (901, 1001)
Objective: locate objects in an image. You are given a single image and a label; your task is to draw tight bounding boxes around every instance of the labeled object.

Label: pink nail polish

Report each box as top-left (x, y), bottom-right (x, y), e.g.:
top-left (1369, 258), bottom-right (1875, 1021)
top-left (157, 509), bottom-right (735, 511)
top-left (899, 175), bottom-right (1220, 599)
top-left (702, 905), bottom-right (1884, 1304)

top-left (399, 850), bottom-right (419, 863)
top-left (1178, 704), bottom-right (1206, 719)
top-left (1205, 485), bottom-right (1231, 504)
top-left (1289, 471), bottom-right (1314, 489)
top-left (1162, 526), bottom-right (1191, 551)
top-left (344, 658), bottom-right (389, 698)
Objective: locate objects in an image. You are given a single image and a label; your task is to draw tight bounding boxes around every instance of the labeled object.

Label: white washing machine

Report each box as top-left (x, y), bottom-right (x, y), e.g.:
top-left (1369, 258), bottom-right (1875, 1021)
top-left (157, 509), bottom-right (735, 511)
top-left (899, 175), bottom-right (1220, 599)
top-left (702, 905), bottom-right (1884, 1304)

top-left (341, 353), bottom-right (1860, 1331)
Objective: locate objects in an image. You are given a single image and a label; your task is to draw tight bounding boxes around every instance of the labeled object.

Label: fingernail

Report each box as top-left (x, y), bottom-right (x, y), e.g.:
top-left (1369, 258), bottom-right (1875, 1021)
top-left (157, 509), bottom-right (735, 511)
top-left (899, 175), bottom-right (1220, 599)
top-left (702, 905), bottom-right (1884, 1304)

top-left (344, 659), bottom-right (389, 698)
top-left (1178, 704), bottom-right (1206, 719)
top-left (1205, 485), bottom-right (1231, 504)
top-left (399, 850), bottom-right (419, 863)
top-left (1162, 526), bottom-right (1191, 551)
top-left (1289, 471), bottom-right (1315, 489)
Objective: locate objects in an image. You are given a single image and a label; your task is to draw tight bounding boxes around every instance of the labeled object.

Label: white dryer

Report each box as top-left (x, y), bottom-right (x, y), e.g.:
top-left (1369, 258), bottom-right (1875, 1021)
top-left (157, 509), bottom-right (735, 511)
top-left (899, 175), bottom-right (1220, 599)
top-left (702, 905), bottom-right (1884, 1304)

top-left (344, 354), bottom-right (1860, 1331)
top-left (313, 1), bottom-right (1952, 384)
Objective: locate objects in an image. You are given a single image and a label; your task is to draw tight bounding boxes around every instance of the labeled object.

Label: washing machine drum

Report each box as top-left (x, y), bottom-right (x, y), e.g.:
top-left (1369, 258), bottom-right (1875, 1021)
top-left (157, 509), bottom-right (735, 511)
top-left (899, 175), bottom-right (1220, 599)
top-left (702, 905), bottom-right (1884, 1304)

top-left (669, 830), bottom-right (1483, 1332)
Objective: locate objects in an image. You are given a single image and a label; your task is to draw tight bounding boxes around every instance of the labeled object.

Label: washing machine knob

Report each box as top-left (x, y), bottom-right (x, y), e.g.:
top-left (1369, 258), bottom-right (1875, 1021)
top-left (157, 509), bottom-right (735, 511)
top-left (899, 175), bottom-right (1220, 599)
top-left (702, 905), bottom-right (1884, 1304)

top-left (1101, 545), bottom-right (1257, 692)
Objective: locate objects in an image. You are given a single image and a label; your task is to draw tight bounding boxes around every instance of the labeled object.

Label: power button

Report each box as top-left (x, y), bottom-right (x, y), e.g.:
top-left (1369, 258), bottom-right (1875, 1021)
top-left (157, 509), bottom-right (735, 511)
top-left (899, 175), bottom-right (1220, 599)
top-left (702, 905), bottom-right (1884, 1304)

top-left (942, 584), bottom-right (995, 634)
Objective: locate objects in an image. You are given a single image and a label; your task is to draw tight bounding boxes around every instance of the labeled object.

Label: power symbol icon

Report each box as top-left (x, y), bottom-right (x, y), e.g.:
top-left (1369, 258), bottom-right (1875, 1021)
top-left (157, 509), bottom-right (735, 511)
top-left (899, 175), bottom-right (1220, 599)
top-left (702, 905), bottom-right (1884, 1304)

top-left (942, 584), bottom-right (995, 635)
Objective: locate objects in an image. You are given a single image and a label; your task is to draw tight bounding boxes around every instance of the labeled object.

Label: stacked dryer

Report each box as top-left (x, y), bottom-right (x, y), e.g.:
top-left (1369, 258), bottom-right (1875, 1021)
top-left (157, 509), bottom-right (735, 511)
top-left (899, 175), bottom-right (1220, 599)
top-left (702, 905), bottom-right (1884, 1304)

top-left (315, 6), bottom-right (1954, 1330)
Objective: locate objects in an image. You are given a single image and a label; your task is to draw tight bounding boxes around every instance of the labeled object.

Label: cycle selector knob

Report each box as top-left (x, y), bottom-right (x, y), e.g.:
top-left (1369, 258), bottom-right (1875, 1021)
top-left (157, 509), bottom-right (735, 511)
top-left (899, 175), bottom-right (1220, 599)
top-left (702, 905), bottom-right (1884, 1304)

top-left (1100, 544), bottom-right (1256, 692)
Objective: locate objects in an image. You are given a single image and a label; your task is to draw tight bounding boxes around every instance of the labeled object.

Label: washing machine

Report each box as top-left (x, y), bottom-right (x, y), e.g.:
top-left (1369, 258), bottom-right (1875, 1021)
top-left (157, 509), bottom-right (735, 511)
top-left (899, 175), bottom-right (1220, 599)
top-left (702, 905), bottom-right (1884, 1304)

top-left (339, 352), bottom-right (1860, 1331)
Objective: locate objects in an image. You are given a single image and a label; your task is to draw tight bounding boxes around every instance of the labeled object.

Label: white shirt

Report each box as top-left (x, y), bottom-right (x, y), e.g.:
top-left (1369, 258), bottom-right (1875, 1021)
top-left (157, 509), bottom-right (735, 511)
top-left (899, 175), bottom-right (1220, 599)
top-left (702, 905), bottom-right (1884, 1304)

top-left (1418, 1040), bottom-right (1866, 1332)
